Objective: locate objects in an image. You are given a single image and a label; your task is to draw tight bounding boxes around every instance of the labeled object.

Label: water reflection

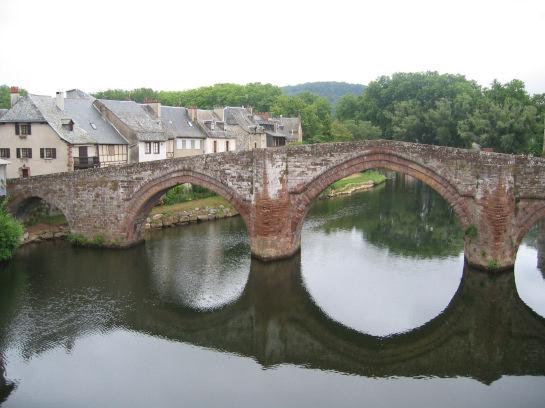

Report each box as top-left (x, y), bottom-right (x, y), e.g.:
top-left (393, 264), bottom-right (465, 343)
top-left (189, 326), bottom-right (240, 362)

top-left (145, 218), bottom-right (250, 310)
top-left (2, 251), bottom-right (545, 392)
top-left (301, 174), bottom-right (464, 335)
top-left (515, 220), bottom-right (545, 316)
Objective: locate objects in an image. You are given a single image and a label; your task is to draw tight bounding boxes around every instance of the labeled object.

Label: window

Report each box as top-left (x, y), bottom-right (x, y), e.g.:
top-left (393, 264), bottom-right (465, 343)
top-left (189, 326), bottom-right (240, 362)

top-left (213, 140), bottom-right (217, 153)
top-left (153, 142), bottom-right (160, 154)
top-left (0, 148), bottom-right (9, 158)
top-left (195, 139), bottom-right (201, 149)
top-left (182, 139), bottom-right (187, 149)
top-left (190, 140), bottom-right (195, 149)
top-left (15, 123), bottom-right (31, 136)
top-left (40, 148), bottom-right (57, 159)
top-left (145, 142), bottom-right (151, 154)
top-left (108, 145), bottom-right (115, 155)
top-left (61, 119), bottom-right (74, 131)
top-left (226, 141), bottom-right (230, 151)
top-left (16, 148), bottom-right (32, 158)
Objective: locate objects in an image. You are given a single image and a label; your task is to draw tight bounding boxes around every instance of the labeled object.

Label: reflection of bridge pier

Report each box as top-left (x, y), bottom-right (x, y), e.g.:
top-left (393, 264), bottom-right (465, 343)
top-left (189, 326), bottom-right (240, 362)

top-left (537, 221), bottom-right (545, 278)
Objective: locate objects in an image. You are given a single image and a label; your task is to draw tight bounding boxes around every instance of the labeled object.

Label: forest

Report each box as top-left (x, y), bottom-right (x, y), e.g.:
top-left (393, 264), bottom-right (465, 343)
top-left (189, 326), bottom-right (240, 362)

top-left (2, 73), bottom-right (544, 155)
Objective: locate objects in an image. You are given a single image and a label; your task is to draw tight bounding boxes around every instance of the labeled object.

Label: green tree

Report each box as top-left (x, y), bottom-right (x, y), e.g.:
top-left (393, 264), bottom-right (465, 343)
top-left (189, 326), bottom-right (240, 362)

top-left (0, 201), bottom-right (23, 262)
top-left (0, 85), bottom-right (28, 109)
top-left (358, 72), bottom-right (482, 145)
top-left (336, 93), bottom-right (361, 120)
top-left (342, 120), bottom-right (381, 140)
top-left (271, 92), bottom-right (333, 143)
top-left (458, 98), bottom-right (538, 153)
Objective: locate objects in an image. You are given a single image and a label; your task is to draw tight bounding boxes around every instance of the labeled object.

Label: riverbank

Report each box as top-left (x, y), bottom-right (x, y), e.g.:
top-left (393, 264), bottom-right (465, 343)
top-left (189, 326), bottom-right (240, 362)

top-left (320, 171), bottom-right (386, 199)
top-left (145, 196), bottom-right (238, 230)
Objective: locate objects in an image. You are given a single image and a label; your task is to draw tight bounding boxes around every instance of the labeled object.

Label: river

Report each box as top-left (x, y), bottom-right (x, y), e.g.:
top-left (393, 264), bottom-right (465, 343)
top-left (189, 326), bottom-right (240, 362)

top-left (1, 174), bottom-right (545, 407)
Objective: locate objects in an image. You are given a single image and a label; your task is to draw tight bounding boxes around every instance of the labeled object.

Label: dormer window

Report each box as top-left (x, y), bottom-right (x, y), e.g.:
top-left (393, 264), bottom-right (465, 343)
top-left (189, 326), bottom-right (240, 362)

top-left (15, 123), bottom-right (31, 137)
top-left (61, 119), bottom-right (74, 131)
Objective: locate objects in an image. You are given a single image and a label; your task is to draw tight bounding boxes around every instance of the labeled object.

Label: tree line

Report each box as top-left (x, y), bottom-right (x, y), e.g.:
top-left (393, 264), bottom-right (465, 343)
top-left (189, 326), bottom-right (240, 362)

top-left (3, 73), bottom-right (544, 155)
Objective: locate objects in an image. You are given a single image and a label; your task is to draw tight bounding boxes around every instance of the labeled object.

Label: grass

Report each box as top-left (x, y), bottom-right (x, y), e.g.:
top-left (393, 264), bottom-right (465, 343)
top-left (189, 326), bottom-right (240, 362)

top-left (330, 171), bottom-right (386, 190)
top-left (151, 195), bottom-right (234, 215)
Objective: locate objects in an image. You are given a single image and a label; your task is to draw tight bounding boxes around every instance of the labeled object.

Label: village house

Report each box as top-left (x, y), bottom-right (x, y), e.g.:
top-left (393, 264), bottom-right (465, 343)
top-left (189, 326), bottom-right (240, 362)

top-left (0, 88), bottom-right (128, 179)
top-left (0, 87), bottom-right (303, 179)
top-left (93, 99), bottom-right (167, 163)
top-left (188, 107), bottom-right (237, 153)
top-left (159, 106), bottom-right (206, 158)
top-left (222, 107), bottom-right (303, 149)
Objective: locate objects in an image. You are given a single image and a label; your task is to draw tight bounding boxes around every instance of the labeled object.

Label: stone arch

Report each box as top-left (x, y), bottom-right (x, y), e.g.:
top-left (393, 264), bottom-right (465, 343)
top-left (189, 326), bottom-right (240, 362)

top-left (290, 150), bottom-right (472, 242)
top-left (513, 201), bottom-right (545, 251)
top-left (7, 192), bottom-right (73, 229)
top-left (122, 170), bottom-right (252, 244)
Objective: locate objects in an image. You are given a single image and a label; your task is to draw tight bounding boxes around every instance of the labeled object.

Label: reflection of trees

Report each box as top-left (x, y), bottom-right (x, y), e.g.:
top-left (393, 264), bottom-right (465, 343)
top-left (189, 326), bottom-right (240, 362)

top-left (307, 174), bottom-right (464, 258)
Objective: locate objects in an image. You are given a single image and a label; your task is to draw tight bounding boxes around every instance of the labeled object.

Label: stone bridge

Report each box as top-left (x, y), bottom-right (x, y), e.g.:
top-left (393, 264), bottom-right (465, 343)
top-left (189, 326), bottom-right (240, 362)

top-left (7, 140), bottom-right (545, 270)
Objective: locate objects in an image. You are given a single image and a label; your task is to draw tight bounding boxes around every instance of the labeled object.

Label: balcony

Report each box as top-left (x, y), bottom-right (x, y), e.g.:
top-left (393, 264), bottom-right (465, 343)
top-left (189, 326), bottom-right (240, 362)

top-left (74, 156), bottom-right (99, 170)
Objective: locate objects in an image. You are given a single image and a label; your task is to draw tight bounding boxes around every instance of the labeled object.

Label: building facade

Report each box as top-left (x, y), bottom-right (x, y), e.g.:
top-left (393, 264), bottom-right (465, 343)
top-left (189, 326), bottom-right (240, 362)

top-left (0, 88), bottom-right (128, 179)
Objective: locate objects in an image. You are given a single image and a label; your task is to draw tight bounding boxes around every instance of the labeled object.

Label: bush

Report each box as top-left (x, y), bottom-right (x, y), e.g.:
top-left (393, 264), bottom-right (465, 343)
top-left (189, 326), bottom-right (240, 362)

top-left (162, 184), bottom-right (216, 206)
top-left (0, 201), bottom-right (23, 262)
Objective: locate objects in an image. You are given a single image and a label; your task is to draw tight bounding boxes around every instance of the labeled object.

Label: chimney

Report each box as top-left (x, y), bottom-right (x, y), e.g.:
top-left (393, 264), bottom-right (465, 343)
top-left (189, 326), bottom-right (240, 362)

top-left (144, 99), bottom-right (161, 118)
top-left (189, 106), bottom-right (198, 122)
top-left (10, 87), bottom-right (20, 107)
top-left (56, 91), bottom-right (64, 111)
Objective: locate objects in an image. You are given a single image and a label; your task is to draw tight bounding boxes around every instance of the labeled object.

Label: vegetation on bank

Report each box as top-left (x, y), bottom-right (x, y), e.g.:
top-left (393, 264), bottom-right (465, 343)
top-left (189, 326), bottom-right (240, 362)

top-left (0, 201), bottom-right (23, 261)
top-left (161, 184), bottom-right (216, 206)
top-left (329, 171), bottom-right (385, 190)
top-left (152, 195), bottom-right (233, 215)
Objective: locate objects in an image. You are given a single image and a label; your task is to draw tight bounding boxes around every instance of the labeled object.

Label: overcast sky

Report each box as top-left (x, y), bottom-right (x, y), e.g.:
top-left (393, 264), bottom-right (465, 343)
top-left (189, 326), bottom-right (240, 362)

top-left (1, 0), bottom-right (544, 96)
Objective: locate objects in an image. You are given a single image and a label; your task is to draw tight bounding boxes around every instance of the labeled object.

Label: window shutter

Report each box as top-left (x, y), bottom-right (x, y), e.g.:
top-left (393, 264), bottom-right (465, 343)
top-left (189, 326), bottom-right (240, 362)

top-left (28, 123), bottom-right (32, 135)
top-left (16, 148), bottom-right (20, 158)
top-left (15, 123), bottom-right (20, 135)
top-left (28, 149), bottom-right (32, 158)
top-left (52, 148), bottom-right (56, 159)
top-left (40, 148), bottom-right (44, 158)
top-left (6, 149), bottom-right (10, 158)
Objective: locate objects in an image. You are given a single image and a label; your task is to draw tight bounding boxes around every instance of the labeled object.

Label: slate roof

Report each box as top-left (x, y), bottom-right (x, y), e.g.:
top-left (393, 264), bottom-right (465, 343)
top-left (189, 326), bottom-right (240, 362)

top-left (98, 99), bottom-right (167, 142)
top-left (29, 94), bottom-right (96, 144)
top-left (196, 109), bottom-right (235, 139)
top-left (64, 94), bottom-right (127, 145)
top-left (224, 107), bottom-right (255, 128)
top-left (280, 117), bottom-right (301, 135)
top-left (0, 96), bottom-right (45, 123)
top-left (161, 106), bottom-right (205, 139)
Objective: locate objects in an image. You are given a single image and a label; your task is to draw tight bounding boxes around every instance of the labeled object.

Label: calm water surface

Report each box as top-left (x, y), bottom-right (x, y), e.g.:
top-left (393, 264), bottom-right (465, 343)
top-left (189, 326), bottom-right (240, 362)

top-left (1, 176), bottom-right (545, 407)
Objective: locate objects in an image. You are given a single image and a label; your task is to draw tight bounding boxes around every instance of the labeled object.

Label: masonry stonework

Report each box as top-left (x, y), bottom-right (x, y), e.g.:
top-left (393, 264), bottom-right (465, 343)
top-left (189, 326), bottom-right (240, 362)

top-left (7, 140), bottom-right (545, 270)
